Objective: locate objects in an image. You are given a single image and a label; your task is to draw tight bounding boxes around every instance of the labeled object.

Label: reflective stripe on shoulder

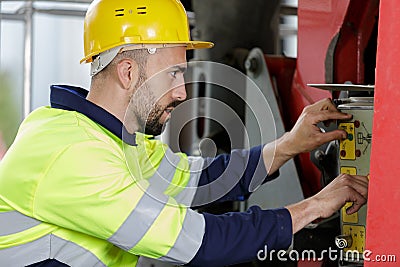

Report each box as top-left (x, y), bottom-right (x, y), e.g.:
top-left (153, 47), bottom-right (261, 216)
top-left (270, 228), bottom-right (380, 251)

top-left (108, 186), bottom-right (169, 251)
top-left (0, 211), bottom-right (41, 236)
top-left (157, 209), bottom-right (205, 265)
top-left (0, 234), bottom-right (105, 266)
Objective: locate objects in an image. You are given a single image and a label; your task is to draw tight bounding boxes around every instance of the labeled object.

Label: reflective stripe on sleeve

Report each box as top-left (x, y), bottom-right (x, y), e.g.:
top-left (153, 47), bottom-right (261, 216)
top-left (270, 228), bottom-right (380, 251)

top-left (0, 234), bottom-right (105, 266)
top-left (174, 156), bottom-right (204, 206)
top-left (147, 149), bottom-right (204, 206)
top-left (157, 209), bottom-right (205, 265)
top-left (50, 235), bottom-right (106, 266)
top-left (147, 148), bottom-right (181, 193)
top-left (0, 211), bottom-right (41, 236)
top-left (107, 186), bottom-right (169, 251)
top-left (108, 184), bottom-right (205, 264)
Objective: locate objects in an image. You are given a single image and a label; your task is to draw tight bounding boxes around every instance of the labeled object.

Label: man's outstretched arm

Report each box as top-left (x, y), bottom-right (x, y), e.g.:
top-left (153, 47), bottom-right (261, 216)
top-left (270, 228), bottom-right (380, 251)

top-left (187, 98), bottom-right (368, 266)
top-left (194, 98), bottom-right (352, 204)
top-left (188, 173), bottom-right (368, 266)
top-left (263, 98), bottom-right (351, 175)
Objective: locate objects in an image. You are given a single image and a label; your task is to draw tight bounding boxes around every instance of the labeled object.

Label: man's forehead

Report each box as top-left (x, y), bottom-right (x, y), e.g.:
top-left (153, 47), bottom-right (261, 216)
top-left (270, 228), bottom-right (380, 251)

top-left (146, 46), bottom-right (187, 71)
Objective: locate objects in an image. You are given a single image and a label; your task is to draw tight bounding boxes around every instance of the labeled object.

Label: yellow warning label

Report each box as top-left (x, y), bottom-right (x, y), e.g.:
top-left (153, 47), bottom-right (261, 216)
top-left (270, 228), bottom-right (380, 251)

top-left (342, 202), bottom-right (358, 223)
top-left (341, 167), bottom-right (357, 175)
top-left (343, 225), bottom-right (366, 254)
top-left (339, 123), bottom-right (356, 160)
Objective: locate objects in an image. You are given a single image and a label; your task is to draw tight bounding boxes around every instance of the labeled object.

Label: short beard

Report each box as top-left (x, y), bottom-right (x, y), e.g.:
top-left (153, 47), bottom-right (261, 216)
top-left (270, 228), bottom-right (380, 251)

top-left (144, 99), bottom-right (182, 136)
top-left (128, 69), bottom-right (182, 136)
top-left (144, 102), bottom-right (165, 136)
top-left (129, 81), bottom-right (169, 137)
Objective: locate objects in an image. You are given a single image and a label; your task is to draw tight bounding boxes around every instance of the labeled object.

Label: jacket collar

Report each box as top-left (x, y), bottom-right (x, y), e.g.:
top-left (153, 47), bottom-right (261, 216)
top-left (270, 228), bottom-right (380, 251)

top-left (50, 84), bottom-right (136, 146)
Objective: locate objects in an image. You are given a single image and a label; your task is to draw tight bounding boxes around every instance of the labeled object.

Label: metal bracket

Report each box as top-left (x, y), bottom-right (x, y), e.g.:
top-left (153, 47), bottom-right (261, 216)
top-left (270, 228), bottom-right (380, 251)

top-left (244, 47), bottom-right (304, 209)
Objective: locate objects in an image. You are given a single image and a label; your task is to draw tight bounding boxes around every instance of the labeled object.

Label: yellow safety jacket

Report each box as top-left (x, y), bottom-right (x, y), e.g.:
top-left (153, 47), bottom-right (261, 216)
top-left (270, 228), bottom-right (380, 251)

top-left (0, 85), bottom-right (293, 267)
top-left (0, 86), bottom-right (205, 266)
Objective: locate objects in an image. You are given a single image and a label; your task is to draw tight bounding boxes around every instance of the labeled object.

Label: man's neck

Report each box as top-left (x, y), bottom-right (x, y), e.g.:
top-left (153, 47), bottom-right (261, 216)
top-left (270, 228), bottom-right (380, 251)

top-left (87, 85), bottom-right (127, 123)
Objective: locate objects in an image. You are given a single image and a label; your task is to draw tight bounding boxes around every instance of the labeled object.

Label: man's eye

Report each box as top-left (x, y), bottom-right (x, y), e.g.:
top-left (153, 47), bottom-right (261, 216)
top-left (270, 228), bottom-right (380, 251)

top-left (170, 71), bottom-right (177, 78)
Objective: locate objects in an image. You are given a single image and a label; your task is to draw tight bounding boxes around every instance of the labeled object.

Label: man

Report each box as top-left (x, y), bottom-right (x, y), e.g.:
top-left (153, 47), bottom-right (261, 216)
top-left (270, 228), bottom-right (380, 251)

top-left (0, 0), bottom-right (368, 266)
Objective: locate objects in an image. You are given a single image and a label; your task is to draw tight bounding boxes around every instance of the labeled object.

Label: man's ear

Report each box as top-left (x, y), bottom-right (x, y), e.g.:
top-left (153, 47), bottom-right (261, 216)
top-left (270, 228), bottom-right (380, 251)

top-left (116, 58), bottom-right (139, 90)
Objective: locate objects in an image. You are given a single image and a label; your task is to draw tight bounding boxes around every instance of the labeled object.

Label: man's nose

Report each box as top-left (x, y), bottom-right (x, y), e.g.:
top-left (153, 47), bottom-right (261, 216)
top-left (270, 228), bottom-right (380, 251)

top-left (172, 83), bottom-right (187, 101)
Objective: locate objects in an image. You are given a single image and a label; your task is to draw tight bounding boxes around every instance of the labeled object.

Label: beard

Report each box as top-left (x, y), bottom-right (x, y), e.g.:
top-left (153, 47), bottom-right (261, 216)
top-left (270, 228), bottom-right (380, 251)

top-left (143, 101), bottom-right (165, 136)
top-left (128, 81), bottom-right (181, 136)
top-left (145, 100), bottom-right (181, 136)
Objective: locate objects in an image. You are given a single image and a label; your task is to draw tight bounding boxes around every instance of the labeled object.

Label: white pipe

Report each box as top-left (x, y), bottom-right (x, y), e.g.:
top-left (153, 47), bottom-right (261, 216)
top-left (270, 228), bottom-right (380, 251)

top-left (23, 0), bottom-right (33, 118)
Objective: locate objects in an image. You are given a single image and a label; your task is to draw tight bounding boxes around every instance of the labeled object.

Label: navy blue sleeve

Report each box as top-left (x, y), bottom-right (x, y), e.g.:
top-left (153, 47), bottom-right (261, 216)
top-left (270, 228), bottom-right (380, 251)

top-left (192, 145), bottom-right (279, 205)
top-left (187, 206), bottom-right (293, 266)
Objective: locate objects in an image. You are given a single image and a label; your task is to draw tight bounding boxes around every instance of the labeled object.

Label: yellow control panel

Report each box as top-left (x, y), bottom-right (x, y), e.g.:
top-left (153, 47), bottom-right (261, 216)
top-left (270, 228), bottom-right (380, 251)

top-left (337, 100), bottom-right (373, 266)
top-left (343, 225), bottom-right (366, 254)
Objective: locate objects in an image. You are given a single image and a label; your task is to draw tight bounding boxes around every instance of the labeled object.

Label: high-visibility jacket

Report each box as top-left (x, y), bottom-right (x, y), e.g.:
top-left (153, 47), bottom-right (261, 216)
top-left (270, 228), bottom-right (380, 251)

top-left (0, 85), bottom-right (292, 267)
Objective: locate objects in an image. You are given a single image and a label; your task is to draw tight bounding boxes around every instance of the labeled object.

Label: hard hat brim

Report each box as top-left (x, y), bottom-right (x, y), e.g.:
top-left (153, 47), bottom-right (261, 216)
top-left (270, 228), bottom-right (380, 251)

top-left (80, 41), bottom-right (214, 64)
top-left (187, 41), bottom-right (214, 50)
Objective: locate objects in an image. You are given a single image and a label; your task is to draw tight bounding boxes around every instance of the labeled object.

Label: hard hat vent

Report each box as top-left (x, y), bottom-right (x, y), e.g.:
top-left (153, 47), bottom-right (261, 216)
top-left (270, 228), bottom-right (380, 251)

top-left (115, 9), bottom-right (124, 17)
top-left (114, 7), bottom-right (147, 17)
top-left (137, 6), bottom-right (147, 15)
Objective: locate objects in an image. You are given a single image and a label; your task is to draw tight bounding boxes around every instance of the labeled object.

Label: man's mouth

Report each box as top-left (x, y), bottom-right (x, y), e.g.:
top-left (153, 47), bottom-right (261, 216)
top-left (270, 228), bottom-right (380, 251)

top-left (164, 107), bottom-right (174, 114)
top-left (164, 101), bottom-right (181, 115)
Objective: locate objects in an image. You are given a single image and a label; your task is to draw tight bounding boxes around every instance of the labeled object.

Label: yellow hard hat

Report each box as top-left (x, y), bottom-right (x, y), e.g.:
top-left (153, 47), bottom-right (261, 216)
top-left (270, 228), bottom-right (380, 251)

top-left (81, 0), bottom-right (214, 64)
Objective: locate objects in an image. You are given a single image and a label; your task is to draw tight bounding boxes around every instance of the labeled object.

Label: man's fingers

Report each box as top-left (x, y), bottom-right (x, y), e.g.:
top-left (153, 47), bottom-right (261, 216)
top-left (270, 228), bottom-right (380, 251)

top-left (314, 130), bottom-right (347, 144)
top-left (337, 174), bottom-right (369, 214)
top-left (321, 98), bottom-right (339, 112)
top-left (314, 174), bottom-right (369, 218)
top-left (307, 98), bottom-right (337, 112)
top-left (345, 191), bottom-right (368, 214)
top-left (348, 180), bottom-right (369, 200)
top-left (311, 110), bottom-right (352, 124)
top-left (349, 175), bottom-right (370, 187)
top-left (339, 174), bottom-right (369, 190)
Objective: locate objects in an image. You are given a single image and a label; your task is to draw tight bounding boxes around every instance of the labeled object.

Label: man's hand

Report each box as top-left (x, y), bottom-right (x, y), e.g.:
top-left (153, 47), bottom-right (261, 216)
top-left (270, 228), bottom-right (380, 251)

top-left (312, 173), bottom-right (369, 218)
top-left (281, 98), bottom-right (352, 157)
top-left (263, 98), bottom-right (351, 174)
top-left (286, 174), bottom-right (369, 233)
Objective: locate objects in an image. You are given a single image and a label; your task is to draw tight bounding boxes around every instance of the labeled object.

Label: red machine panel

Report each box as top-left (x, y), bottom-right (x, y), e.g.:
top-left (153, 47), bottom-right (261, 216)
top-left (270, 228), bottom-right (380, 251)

top-left (365, 1), bottom-right (400, 265)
